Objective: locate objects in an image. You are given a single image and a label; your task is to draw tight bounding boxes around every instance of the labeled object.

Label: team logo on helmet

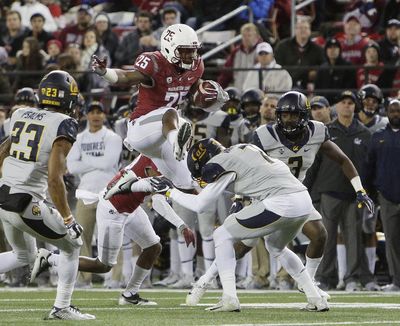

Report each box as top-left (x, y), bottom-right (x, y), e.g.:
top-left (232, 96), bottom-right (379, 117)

top-left (191, 142), bottom-right (207, 161)
top-left (163, 30), bottom-right (175, 42)
top-left (32, 205), bottom-right (41, 216)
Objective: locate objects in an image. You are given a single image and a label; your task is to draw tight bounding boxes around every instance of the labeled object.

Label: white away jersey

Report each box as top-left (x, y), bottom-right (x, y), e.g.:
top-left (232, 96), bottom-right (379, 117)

top-left (253, 120), bottom-right (329, 182)
top-left (202, 144), bottom-right (307, 201)
top-left (1, 107), bottom-right (77, 199)
top-left (229, 115), bottom-right (251, 145)
top-left (188, 110), bottom-right (230, 142)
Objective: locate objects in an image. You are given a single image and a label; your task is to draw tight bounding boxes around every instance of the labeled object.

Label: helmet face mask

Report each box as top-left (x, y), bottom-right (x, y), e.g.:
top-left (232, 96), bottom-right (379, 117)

top-left (161, 24), bottom-right (201, 70)
top-left (276, 91), bottom-right (310, 136)
top-left (222, 87), bottom-right (242, 119)
top-left (359, 84), bottom-right (383, 117)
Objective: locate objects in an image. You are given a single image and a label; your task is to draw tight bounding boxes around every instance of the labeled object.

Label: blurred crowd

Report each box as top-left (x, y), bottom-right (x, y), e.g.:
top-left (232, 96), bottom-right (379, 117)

top-left (0, 0), bottom-right (399, 293)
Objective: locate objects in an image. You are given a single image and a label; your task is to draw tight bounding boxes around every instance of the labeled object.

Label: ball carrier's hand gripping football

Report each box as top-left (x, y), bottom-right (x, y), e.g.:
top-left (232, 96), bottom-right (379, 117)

top-left (193, 80), bottom-right (229, 112)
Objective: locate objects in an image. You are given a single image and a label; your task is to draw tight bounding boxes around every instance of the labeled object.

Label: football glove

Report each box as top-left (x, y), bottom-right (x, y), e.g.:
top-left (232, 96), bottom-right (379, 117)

top-left (356, 190), bottom-right (374, 215)
top-left (150, 176), bottom-right (174, 195)
top-left (91, 55), bottom-right (107, 76)
top-left (64, 216), bottom-right (83, 239)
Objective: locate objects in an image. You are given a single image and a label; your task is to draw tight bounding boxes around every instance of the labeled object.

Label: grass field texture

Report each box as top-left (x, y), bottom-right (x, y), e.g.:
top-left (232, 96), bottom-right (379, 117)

top-left (0, 288), bottom-right (399, 325)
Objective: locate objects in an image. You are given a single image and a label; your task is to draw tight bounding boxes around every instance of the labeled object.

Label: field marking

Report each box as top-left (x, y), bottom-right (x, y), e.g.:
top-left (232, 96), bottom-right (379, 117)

top-left (221, 322), bottom-right (400, 326)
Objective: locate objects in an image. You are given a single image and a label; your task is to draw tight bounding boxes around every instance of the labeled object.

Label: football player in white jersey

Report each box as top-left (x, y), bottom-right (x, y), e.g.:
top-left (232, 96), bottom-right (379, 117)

top-left (184, 92), bottom-right (374, 307)
top-left (221, 87), bottom-right (251, 145)
top-left (252, 91), bottom-right (374, 285)
top-left (148, 139), bottom-right (330, 312)
top-left (0, 71), bottom-right (95, 320)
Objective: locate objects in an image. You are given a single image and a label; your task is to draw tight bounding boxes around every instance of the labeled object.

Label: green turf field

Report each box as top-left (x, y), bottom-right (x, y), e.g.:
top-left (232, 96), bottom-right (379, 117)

top-left (0, 288), bottom-right (399, 325)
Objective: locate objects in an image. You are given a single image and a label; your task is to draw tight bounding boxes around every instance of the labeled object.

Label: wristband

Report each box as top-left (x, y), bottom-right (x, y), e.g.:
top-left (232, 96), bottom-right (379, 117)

top-left (102, 68), bottom-right (118, 84)
top-left (350, 176), bottom-right (364, 193)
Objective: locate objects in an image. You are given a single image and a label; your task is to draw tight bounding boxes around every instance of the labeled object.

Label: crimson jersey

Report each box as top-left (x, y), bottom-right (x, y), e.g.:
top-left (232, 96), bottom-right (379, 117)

top-left (130, 51), bottom-right (204, 120)
top-left (108, 155), bottom-right (160, 214)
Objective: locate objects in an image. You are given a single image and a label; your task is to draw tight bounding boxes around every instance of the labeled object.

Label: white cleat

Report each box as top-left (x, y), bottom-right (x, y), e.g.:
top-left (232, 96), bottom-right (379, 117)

top-left (30, 248), bottom-right (51, 283)
top-left (153, 272), bottom-right (180, 287)
top-left (186, 278), bottom-right (210, 306)
top-left (169, 274), bottom-right (194, 289)
top-left (303, 297), bottom-right (329, 312)
top-left (174, 122), bottom-right (192, 161)
top-left (103, 170), bottom-right (138, 200)
top-left (298, 282), bottom-right (331, 301)
top-left (45, 305), bottom-right (96, 320)
top-left (206, 295), bottom-right (241, 312)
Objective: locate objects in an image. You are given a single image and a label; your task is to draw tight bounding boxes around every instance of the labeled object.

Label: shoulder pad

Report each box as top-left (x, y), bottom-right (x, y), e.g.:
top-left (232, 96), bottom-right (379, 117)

top-left (133, 53), bottom-right (158, 78)
top-left (57, 118), bottom-right (78, 144)
top-left (201, 162), bottom-right (226, 184)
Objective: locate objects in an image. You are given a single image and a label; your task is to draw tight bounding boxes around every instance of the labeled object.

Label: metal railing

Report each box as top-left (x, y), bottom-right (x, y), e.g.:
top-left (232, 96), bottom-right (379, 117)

top-left (196, 5), bottom-right (253, 61)
top-left (291, 0), bottom-right (318, 37)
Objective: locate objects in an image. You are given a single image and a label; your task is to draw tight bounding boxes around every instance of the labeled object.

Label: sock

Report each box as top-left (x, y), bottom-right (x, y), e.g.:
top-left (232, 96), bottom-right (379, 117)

top-left (214, 225), bottom-right (237, 299)
top-left (246, 251), bottom-right (253, 278)
top-left (305, 255), bottom-right (322, 281)
top-left (365, 247), bottom-right (376, 274)
top-left (122, 242), bottom-right (133, 284)
top-left (178, 234), bottom-right (196, 277)
top-left (278, 247), bottom-right (319, 299)
top-left (124, 265), bottom-right (151, 295)
top-left (200, 260), bottom-right (218, 284)
top-left (169, 237), bottom-right (180, 275)
top-left (195, 255), bottom-right (205, 277)
top-left (235, 253), bottom-right (248, 279)
top-left (0, 251), bottom-right (27, 273)
top-left (202, 236), bottom-right (215, 271)
top-left (167, 129), bottom-right (178, 146)
top-left (54, 249), bottom-right (79, 308)
top-left (337, 244), bottom-right (347, 283)
top-left (269, 255), bottom-right (279, 280)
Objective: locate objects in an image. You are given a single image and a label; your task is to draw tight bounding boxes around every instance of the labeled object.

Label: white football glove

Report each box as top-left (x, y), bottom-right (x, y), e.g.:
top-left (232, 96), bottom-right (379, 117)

top-left (202, 80), bottom-right (229, 113)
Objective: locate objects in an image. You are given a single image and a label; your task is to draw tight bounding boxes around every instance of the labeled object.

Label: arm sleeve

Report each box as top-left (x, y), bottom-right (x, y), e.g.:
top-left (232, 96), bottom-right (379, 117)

top-left (82, 133), bottom-right (122, 171)
top-left (66, 139), bottom-right (95, 175)
top-left (169, 172), bottom-right (236, 213)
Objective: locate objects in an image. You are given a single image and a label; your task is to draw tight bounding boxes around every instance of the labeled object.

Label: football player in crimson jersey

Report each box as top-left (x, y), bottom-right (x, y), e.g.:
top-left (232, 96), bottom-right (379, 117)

top-left (92, 23), bottom-right (229, 191)
top-left (31, 154), bottom-right (195, 306)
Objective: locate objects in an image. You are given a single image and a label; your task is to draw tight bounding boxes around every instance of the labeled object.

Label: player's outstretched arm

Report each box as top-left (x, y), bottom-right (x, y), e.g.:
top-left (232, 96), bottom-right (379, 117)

top-left (49, 138), bottom-right (83, 238)
top-left (91, 55), bottom-right (151, 86)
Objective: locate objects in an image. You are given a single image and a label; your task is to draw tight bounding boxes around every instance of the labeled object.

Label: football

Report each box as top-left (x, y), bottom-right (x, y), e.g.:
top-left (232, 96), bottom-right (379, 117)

top-left (192, 80), bottom-right (219, 109)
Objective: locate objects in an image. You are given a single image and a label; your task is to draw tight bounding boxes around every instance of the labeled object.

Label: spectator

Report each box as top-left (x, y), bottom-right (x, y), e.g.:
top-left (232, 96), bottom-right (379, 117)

top-left (66, 101), bottom-right (122, 288)
top-left (382, 0), bottom-right (400, 25)
top-left (27, 13), bottom-right (54, 50)
top-left (306, 90), bottom-right (378, 291)
top-left (13, 36), bottom-right (46, 91)
top-left (356, 41), bottom-right (383, 88)
top-left (345, 0), bottom-right (379, 33)
top-left (243, 42), bottom-right (292, 96)
top-left (315, 38), bottom-right (357, 105)
top-left (58, 4), bottom-right (93, 48)
top-left (310, 96), bottom-right (332, 125)
top-left (364, 99), bottom-right (400, 292)
top-left (259, 93), bottom-right (278, 125)
top-left (132, 0), bottom-right (166, 16)
top-left (152, 7), bottom-right (180, 49)
top-left (93, 12), bottom-right (119, 64)
top-left (274, 19), bottom-right (324, 91)
top-left (340, 13), bottom-right (370, 65)
top-left (0, 10), bottom-right (29, 67)
top-left (11, 0), bottom-right (58, 33)
top-left (66, 43), bottom-right (83, 70)
top-left (0, 47), bottom-right (12, 105)
top-left (80, 28), bottom-right (110, 92)
top-left (46, 39), bottom-right (62, 65)
top-left (114, 11), bottom-right (156, 67)
top-left (377, 19), bottom-right (400, 96)
top-left (217, 23), bottom-right (262, 91)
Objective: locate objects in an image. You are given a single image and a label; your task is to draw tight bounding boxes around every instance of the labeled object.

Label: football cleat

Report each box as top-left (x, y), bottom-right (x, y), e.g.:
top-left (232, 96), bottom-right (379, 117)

top-left (298, 281), bottom-right (331, 301)
top-left (174, 122), bottom-right (192, 161)
top-left (104, 170), bottom-right (138, 200)
top-left (206, 295), bottom-right (240, 312)
top-left (153, 272), bottom-right (180, 287)
top-left (303, 297), bottom-right (329, 312)
top-left (169, 274), bottom-right (194, 289)
top-left (30, 248), bottom-right (51, 283)
top-left (118, 292), bottom-right (157, 306)
top-left (45, 305), bottom-right (96, 320)
top-left (186, 278), bottom-right (210, 306)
